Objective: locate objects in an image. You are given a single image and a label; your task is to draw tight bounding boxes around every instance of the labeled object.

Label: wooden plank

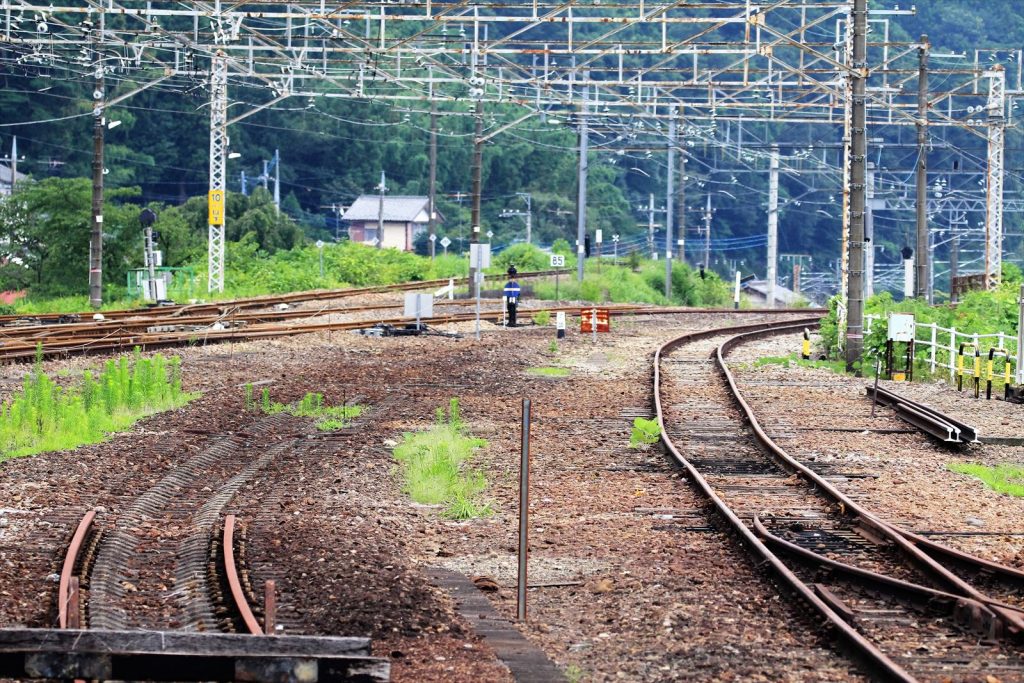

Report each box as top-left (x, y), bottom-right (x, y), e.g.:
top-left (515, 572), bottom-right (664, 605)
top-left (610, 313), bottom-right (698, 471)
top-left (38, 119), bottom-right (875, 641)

top-left (0, 629), bottom-right (371, 657)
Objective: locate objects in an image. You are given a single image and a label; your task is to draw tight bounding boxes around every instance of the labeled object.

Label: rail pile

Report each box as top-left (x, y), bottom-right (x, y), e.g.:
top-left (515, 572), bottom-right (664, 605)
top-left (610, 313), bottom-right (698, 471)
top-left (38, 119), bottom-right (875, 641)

top-left (866, 385), bottom-right (980, 444)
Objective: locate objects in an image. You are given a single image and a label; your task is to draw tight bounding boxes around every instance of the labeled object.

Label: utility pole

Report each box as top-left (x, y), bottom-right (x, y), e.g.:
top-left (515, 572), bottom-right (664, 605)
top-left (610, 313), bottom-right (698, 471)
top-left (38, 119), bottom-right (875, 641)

top-left (9, 136), bottom-right (16, 193)
top-left (702, 194), bottom-right (713, 270)
top-left (767, 146), bottom-right (779, 309)
top-left (647, 194), bottom-right (657, 258)
top-left (518, 193), bottom-right (532, 245)
top-left (676, 123), bottom-right (686, 262)
top-left (865, 163), bottom-right (876, 299)
top-left (273, 148), bottom-right (280, 213)
top-left (664, 110), bottom-right (676, 298)
top-left (89, 29), bottom-right (105, 309)
top-left (915, 35), bottom-right (930, 301)
top-left (985, 65), bottom-right (1006, 289)
top-left (376, 170), bottom-right (387, 249)
top-left (950, 214), bottom-right (960, 304)
top-left (576, 84), bottom-right (589, 283)
top-left (469, 99), bottom-right (484, 283)
top-left (844, 0), bottom-right (869, 371)
top-left (428, 99), bottom-right (438, 259)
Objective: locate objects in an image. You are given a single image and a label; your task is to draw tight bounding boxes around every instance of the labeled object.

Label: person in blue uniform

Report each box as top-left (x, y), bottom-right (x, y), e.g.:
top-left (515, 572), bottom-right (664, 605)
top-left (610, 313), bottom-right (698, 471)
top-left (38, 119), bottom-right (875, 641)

top-left (503, 265), bottom-right (521, 327)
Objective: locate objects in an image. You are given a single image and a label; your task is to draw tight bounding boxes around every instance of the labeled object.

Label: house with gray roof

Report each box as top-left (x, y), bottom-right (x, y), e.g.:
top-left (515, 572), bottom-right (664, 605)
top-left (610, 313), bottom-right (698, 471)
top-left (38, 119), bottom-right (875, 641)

top-left (341, 195), bottom-right (440, 251)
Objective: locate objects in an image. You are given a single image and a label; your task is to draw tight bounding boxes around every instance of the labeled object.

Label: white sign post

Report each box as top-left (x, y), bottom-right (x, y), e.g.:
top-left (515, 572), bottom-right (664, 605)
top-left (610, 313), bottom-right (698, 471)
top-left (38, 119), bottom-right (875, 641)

top-left (404, 293), bottom-right (433, 331)
top-left (734, 271), bottom-right (741, 309)
top-left (469, 244), bottom-right (492, 341)
top-left (612, 234), bottom-right (619, 265)
top-left (550, 253), bottom-right (565, 301)
top-left (440, 235), bottom-right (451, 256)
top-left (556, 311), bottom-right (566, 339)
top-left (316, 239), bottom-right (325, 278)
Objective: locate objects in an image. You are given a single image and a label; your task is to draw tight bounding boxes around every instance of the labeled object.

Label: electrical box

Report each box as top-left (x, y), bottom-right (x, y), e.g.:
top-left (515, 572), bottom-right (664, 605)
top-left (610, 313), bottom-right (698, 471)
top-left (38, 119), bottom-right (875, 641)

top-left (887, 313), bottom-right (915, 342)
top-left (142, 279), bottom-right (167, 303)
top-left (152, 250), bottom-right (163, 267)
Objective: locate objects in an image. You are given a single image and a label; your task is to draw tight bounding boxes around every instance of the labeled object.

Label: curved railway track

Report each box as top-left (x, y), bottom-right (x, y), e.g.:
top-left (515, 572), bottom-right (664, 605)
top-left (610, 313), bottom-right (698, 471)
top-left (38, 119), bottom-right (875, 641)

top-left (655, 320), bottom-right (1024, 682)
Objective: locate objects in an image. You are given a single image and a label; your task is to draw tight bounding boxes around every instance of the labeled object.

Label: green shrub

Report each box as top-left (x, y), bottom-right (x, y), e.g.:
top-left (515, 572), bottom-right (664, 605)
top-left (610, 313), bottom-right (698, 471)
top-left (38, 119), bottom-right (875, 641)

top-left (630, 417), bottom-right (661, 448)
top-left (532, 309), bottom-right (551, 326)
top-left (252, 388), bottom-right (361, 430)
top-left (0, 348), bottom-right (198, 460)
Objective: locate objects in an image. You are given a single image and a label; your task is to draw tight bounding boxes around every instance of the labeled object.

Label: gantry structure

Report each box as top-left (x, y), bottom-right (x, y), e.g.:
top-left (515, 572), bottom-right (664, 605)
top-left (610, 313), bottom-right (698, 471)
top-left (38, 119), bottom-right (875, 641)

top-left (0, 0), bottom-right (1018, 367)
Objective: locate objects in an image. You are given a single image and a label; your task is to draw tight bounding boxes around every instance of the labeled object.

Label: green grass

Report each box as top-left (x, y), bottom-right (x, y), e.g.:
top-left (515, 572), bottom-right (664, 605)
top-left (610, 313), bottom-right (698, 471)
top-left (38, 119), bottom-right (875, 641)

top-left (392, 399), bottom-right (492, 519)
top-left (527, 366), bottom-right (571, 378)
top-left (0, 347), bottom-right (198, 461)
top-left (754, 353), bottom-right (847, 374)
top-left (532, 310), bottom-right (552, 326)
top-left (949, 462), bottom-right (1024, 497)
top-left (246, 385), bottom-right (362, 431)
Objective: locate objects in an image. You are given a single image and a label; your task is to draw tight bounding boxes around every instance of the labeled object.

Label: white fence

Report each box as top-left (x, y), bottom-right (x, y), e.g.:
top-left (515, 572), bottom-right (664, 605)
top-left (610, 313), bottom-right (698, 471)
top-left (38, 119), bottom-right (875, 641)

top-left (865, 314), bottom-right (1019, 381)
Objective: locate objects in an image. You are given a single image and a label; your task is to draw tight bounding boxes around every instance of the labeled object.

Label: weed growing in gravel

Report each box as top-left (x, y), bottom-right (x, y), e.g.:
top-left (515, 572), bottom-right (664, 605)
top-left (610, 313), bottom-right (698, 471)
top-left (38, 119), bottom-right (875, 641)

top-left (755, 354), bottom-right (847, 374)
top-left (548, 340), bottom-right (559, 354)
top-left (630, 417), bottom-right (661, 448)
top-left (0, 347), bottom-right (197, 460)
top-left (532, 310), bottom-right (551, 326)
top-left (526, 366), bottom-right (571, 378)
top-left (949, 462), bottom-right (1024, 497)
top-left (393, 399), bottom-right (492, 519)
top-left (248, 388), bottom-right (361, 431)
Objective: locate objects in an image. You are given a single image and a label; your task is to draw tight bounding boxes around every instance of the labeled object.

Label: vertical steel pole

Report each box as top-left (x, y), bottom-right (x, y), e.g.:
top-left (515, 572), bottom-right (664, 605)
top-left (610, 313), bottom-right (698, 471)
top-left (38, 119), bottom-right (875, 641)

top-left (703, 195), bottom-right (712, 270)
top-left (469, 99), bottom-right (484, 282)
top-left (377, 170), bottom-right (386, 249)
top-left (915, 36), bottom-right (930, 301)
top-left (985, 66), bottom-right (1006, 289)
top-left (516, 398), bottom-right (531, 622)
top-left (428, 98), bottom-right (438, 259)
top-left (576, 85), bottom-right (589, 283)
top-left (845, 0), bottom-right (869, 371)
top-left (767, 146), bottom-right (779, 309)
top-left (89, 33), bottom-right (105, 309)
top-left (207, 50), bottom-right (228, 293)
top-left (647, 194), bottom-right (656, 258)
top-left (676, 117), bottom-right (686, 263)
top-left (664, 110), bottom-right (675, 298)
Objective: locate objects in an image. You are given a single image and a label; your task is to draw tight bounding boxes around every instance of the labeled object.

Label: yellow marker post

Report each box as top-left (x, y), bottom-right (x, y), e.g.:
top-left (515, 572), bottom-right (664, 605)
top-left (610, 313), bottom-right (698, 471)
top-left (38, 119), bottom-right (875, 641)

top-left (208, 189), bottom-right (226, 226)
top-left (801, 328), bottom-right (811, 360)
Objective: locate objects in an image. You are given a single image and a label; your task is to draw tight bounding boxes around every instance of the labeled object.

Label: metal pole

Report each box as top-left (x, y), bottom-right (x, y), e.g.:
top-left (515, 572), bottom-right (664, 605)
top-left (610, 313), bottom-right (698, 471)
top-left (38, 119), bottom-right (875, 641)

top-left (145, 226), bottom-right (157, 301)
top-left (703, 195), bottom-right (712, 270)
top-left (985, 65), bottom-right (1006, 289)
top-left (89, 33), bottom-right (105, 309)
top-left (377, 170), bottom-right (386, 249)
top-left (733, 271), bottom-right (741, 309)
top-left (207, 50), bottom-right (228, 293)
top-left (845, 0), bottom-right (869, 371)
top-left (647, 194), bottom-right (656, 258)
top-left (516, 398), bottom-right (531, 622)
top-left (9, 136), bottom-right (16, 193)
top-left (469, 99), bottom-right (484, 283)
top-left (576, 84), bottom-right (589, 283)
top-left (915, 36), bottom-right (930, 301)
top-left (664, 109), bottom-right (675, 298)
top-left (950, 225), bottom-right (960, 304)
top-left (676, 118), bottom-right (686, 263)
top-left (428, 99), bottom-right (438, 259)
top-left (767, 146), bottom-right (779, 309)
top-left (273, 148), bottom-right (280, 213)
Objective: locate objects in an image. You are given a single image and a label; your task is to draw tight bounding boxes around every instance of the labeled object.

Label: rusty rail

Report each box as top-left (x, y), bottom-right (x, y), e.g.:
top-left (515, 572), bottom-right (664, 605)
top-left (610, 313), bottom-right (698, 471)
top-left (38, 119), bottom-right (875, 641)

top-left (58, 509), bottom-right (96, 629)
top-left (223, 514), bottom-right (269, 636)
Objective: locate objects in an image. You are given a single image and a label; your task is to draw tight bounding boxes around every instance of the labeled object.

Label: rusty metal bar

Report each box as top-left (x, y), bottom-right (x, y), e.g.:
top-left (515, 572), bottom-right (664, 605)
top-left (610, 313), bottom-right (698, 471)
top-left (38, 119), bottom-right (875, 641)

top-left (222, 515), bottom-right (263, 636)
top-left (59, 510), bottom-right (96, 629)
top-left (264, 581), bottom-right (276, 636)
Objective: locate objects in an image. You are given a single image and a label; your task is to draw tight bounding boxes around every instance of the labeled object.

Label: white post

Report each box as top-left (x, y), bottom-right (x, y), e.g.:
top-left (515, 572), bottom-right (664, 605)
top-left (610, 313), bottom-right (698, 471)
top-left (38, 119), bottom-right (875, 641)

top-left (767, 146), bottom-right (780, 309)
top-left (930, 324), bottom-right (937, 373)
top-left (949, 326), bottom-right (957, 378)
top-left (903, 257), bottom-right (914, 299)
top-left (733, 270), bottom-right (741, 309)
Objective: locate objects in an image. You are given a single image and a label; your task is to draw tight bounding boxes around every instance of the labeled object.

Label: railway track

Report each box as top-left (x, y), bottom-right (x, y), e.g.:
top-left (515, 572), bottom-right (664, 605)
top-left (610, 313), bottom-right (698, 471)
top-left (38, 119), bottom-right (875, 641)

top-left (14, 411), bottom-right (390, 682)
top-left (655, 320), bottom-right (1024, 682)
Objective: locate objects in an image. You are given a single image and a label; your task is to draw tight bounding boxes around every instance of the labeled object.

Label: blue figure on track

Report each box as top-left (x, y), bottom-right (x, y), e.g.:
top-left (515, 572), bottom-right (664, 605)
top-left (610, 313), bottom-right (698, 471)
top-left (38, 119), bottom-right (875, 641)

top-left (504, 265), bottom-right (521, 327)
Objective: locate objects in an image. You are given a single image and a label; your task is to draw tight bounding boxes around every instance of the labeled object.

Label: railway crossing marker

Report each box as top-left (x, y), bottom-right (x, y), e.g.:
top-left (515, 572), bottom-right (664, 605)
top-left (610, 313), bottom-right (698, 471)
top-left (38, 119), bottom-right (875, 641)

top-left (440, 236), bottom-right (451, 256)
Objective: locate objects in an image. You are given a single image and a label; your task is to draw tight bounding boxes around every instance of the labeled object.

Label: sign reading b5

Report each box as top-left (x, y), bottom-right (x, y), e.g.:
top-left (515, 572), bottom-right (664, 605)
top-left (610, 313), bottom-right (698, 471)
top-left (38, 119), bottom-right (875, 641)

top-left (208, 189), bottom-right (226, 226)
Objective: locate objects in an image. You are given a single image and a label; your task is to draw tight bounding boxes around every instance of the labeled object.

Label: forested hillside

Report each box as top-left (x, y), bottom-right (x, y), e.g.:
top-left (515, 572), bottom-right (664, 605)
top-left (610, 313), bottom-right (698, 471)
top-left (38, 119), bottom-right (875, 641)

top-left (0, 1), bottom-right (1021, 299)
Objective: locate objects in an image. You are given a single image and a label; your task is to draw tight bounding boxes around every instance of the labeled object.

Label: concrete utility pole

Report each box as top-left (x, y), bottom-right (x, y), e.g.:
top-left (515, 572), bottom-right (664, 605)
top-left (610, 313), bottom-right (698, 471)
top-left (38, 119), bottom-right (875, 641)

top-left (9, 136), bottom-right (16, 193)
top-left (376, 170), bottom-right (387, 249)
top-left (664, 110), bottom-right (676, 298)
top-left (915, 35), bottom-right (930, 301)
top-left (703, 194), bottom-right (713, 270)
top-left (428, 99), bottom-right (438, 259)
top-left (844, 0), bottom-right (869, 371)
top-left (865, 163), bottom-right (875, 299)
top-left (676, 123), bottom-right (686, 262)
top-left (273, 149), bottom-right (280, 213)
top-left (576, 84), bottom-right (588, 283)
top-left (767, 146), bottom-right (779, 309)
top-left (985, 65), bottom-right (1006, 289)
top-left (469, 99), bottom-right (484, 283)
top-left (950, 213), bottom-right (960, 304)
top-left (647, 194), bottom-right (657, 258)
top-left (89, 31), bottom-right (105, 309)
